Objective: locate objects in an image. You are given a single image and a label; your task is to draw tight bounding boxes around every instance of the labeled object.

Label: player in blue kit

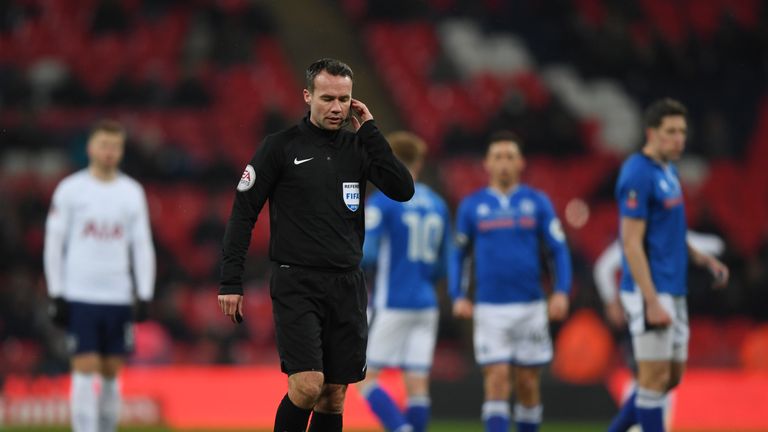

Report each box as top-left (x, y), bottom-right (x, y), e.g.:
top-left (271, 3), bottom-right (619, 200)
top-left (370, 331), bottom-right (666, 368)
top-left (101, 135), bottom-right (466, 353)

top-left (356, 131), bottom-right (451, 432)
top-left (608, 99), bottom-right (729, 432)
top-left (450, 131), bottom-right (572, 432)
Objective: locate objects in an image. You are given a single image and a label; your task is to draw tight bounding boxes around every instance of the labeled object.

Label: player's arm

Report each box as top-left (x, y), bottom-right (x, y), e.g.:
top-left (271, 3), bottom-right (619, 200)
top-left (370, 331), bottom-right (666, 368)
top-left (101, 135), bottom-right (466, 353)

top-left (621, 217), bottom-right (671, 326)
top-left (131, 186), bottom-right (156, 322)
top-left (617, 165), bottom-right (671, 326)
top-left (449, 200), bottom-right (473, 318)
top-left (687, 241), bottom-right (729, 288)
top-left (539, 196), bottom-right (572, 321)
top-left (43, 183), bottom-right (70, 327)
top-left (593, 241), bottom-right (625, 327)
top-left (432, 204), bottom-right (452, 284)
top-left (219, 137), bottom-right (282, 322)
top-left (362, 198), bottom-right (384, 269)
top-left (355, 100), bottom-right (414, 202)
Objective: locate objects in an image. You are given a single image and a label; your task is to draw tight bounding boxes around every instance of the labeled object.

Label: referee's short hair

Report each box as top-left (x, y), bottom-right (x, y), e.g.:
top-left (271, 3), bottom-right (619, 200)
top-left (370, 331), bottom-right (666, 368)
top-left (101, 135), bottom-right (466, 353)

top-left (89, 119), bottom-right (126, 139)
top-left (644, 98), bottom-right (688, 129)
top-left (386, 131), bottom-right (426, 167)
top-left (306, 58), bottom-right (354, 92)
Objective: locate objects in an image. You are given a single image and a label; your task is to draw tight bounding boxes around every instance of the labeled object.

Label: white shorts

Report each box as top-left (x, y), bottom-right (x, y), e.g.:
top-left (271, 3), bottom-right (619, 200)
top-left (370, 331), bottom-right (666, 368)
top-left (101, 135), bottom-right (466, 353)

top-left (366, 308), bottom-right (439, 372)
top-left (620, 291), bottom-right (689, 362)
top-left (473, 301), bottom-right (552, 366)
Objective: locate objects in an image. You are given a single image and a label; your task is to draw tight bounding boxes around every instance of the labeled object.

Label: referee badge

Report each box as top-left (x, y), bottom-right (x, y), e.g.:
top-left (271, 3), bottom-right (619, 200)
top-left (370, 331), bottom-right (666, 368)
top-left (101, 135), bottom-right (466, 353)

top-left (342, 182), bottom-right (360, 211)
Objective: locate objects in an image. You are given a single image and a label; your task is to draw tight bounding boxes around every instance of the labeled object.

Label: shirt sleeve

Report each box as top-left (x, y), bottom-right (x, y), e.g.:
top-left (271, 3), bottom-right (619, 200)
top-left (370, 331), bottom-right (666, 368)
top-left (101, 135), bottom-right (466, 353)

top-left (593, 240), bottom-right (622, 304)
top-left (362, 195), bottom-right (385, 268)
top-left (359, 121), bottom-right (415, 202)
top-left (616, 164), bottom-right (652, 220)
top-left (537, 194), bottom-right (572, 294)
top-left (131, 185), bottom-right (156, 302)
top-left (44, 182), bottom-right (70, 298)
top-left (448, 198), bottom-right (474, 301)
top-left (220, 138), bottom-right (283, 295)
top-left (431, 201), bottom-right (452, 284)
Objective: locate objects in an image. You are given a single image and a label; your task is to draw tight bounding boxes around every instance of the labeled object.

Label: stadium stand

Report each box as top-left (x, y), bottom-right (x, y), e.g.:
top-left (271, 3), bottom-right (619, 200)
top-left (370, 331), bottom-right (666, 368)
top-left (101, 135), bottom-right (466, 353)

top-left (0, 0), bottom-right (766, 395)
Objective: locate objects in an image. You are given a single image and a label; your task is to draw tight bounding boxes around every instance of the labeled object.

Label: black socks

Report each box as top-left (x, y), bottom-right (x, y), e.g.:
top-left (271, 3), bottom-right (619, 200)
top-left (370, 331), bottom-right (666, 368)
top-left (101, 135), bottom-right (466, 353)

top-left (308, 411), bottom-right (343, 432)
top-left (274, 393), bottom-right (312, 432)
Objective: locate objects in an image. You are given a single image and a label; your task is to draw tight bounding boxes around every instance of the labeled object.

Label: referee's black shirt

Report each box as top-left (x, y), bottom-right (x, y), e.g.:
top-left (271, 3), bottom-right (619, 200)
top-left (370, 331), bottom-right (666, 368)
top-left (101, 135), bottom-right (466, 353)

top-left (219, 116), bottom-right (414, 295)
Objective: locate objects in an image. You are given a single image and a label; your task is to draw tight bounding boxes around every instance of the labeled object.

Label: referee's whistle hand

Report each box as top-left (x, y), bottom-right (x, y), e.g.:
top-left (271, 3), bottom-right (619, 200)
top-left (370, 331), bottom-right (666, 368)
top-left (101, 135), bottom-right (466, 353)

top-left (218, 294), bottom-right (243, 324)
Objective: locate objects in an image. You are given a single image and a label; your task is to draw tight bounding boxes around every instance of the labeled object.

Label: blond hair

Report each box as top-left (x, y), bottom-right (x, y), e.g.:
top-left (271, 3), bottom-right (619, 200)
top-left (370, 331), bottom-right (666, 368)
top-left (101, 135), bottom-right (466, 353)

top-left (386, 131), bottom-right (426, 167)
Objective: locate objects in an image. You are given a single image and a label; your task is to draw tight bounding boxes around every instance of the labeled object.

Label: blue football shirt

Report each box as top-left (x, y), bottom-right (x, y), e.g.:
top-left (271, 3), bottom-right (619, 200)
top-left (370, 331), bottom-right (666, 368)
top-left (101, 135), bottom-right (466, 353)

top-left (616, 153), bottom-right (688, 296)
top-left (363, 183), bottom-right (451, 310)
top-left (449, 185), bottom-right (572, 304)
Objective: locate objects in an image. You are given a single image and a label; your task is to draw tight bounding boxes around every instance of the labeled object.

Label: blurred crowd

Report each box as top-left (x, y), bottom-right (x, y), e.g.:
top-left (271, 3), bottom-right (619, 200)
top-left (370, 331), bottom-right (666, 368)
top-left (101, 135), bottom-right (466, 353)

top-left (1, 0), bottom-right (767, 379)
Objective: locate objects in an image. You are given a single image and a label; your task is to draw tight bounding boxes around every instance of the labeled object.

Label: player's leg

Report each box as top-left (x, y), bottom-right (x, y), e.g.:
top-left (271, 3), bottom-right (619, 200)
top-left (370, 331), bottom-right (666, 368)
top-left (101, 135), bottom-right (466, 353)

top-left (68, 302), bottom-right (101, 432)
top-left (358, 310), bottom-right (412, 432)
top-left (635, 360), bottom-right (670, 432)
top-left (513, 366), bottom-right (543, 432)
top-left (481, 363), bottom-right (512, 432)
top-left (98, 304), bottom-right (133, 432)
top-left (667, 296), bottom-right (689, 392)
top-left (611, 292), bottom-right (670, 432)
top-left (609, 292), bottom-right (642, 432)
top-left (99, 356), bottom-right (124, 432)
top-left (631, 294), bottom-right (677, 432)
top-left (404, 371), bottom-right (429, 432)
top-left (403, 309), bottom-right (439, 432)
top-left (358, 366), bottom-right (411, 432)
top-left (510, 301), bottom-right (551, 432)
top-left (474, 304), bottom-right (515, 432)
top-left (662, 296), bottom-right (690, 430)
top-left (71, 354), bottom-right (101, 432)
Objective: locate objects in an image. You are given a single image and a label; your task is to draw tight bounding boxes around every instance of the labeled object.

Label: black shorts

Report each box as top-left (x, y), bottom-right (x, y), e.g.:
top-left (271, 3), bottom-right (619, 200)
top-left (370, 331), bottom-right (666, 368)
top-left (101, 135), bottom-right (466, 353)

top-left (270, 263), bottom-right (368, 384)
top-left (68, 301), bottom-right (134, 355)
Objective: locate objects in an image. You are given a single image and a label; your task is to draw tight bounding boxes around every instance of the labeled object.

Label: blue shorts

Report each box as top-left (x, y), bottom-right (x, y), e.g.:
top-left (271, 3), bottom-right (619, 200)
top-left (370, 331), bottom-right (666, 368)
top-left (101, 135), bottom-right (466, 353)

top-left (68, 301), bottom-right (134, 356)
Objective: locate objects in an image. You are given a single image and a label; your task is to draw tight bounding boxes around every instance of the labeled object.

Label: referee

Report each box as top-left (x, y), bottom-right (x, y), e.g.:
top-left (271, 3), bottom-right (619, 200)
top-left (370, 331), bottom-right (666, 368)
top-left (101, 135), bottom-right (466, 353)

top-left (218, 58), bottom-right (414, 432)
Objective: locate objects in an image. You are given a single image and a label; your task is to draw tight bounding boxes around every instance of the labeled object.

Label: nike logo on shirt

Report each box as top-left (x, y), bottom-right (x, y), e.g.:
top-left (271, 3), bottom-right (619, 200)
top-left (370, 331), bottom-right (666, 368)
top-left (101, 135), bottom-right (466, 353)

top-left (294, 157), bottom-right (314, 165)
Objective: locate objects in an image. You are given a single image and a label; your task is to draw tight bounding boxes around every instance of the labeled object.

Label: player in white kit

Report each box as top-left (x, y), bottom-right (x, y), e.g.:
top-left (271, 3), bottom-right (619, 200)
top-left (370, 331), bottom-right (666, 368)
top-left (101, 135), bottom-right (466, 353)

top-left (44, 120), bottom-right (155, 432)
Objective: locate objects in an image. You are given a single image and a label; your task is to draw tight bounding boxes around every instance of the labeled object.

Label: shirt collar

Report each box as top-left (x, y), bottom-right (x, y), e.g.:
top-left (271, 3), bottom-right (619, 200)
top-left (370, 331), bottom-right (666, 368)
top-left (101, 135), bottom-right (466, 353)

top-left (299, 113), bottom-right (343, 147)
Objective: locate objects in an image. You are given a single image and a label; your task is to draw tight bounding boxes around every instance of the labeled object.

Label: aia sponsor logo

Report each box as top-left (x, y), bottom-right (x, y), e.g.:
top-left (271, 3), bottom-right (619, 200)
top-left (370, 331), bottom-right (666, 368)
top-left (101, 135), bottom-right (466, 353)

top-left (82, 221), bottom-right (124, 240)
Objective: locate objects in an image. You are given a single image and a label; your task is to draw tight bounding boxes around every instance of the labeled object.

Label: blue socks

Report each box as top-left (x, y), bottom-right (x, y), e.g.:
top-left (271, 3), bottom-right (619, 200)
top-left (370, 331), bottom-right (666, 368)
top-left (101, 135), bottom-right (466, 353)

top-left (608, 389), bottom-right (637, 432)
top-left (514, 403), bottom-right (542, 432)
top-left (363, 385), bottom-right (411, 432)
top-left (482, 400), bottom-right (510, 432)
top-left (636, 387), bottom-right (666, 432)
top-left (406, 396), bottom-right (430, 432)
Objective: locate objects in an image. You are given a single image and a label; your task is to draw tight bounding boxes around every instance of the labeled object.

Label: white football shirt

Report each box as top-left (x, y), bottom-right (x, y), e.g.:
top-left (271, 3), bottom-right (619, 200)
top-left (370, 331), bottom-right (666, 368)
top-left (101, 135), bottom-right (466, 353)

top-left (44, 169), bottom-right (155, 305)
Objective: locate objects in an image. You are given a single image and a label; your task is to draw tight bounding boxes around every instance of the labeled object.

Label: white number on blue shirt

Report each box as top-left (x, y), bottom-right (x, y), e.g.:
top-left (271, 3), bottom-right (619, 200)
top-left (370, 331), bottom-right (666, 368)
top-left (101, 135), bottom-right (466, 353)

top-left (402, 211), bottom-right (443, 264)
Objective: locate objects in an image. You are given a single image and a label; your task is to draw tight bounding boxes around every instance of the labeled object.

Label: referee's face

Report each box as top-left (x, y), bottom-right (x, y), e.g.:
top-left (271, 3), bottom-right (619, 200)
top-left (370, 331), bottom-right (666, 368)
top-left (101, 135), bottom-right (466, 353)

top-left (304, 71), bottom-right (353, 131)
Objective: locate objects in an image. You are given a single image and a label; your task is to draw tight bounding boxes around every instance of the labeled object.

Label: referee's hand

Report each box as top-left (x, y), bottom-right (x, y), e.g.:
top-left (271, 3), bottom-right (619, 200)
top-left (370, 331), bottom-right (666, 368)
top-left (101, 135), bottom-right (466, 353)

top-left (218, 294), bottom-right (244, 324)
top-left (350, 99), bottom-right (373, 131)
